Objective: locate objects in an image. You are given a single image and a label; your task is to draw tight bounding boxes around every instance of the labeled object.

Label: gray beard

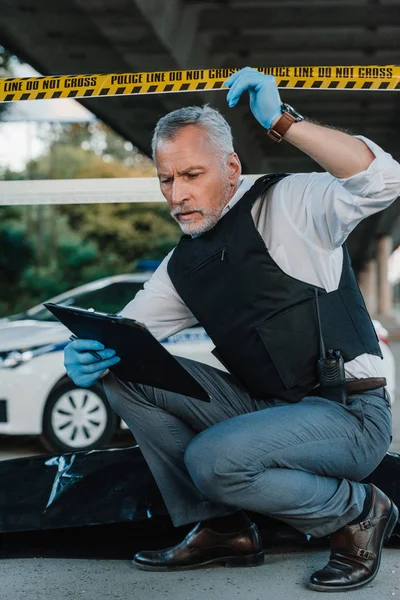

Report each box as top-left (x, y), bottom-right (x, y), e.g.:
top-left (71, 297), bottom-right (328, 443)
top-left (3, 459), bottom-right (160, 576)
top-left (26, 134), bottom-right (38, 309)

top-left (173, 209), bottom-right (223, 236)
top-left (172, 188), bottom-right (232, 236)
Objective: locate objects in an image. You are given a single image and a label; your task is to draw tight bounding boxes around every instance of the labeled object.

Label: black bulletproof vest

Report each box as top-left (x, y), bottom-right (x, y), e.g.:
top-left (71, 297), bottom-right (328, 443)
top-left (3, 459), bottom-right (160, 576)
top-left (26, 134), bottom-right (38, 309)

top-left (167, 174), bottom-right (382, 402)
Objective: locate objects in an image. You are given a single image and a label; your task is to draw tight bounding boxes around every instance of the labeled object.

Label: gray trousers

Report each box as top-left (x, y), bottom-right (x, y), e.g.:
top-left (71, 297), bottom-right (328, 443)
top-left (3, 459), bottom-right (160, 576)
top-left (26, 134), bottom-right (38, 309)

top-left (102, 357), bottom-right (392, 538)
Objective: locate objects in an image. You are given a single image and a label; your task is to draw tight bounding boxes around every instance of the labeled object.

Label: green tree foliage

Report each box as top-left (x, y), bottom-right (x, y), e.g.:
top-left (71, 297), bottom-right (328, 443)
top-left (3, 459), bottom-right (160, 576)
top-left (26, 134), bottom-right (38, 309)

top-left (0, 120), bottom-right (180, 317)
top-left (23, 121), bottom-right (180, 265)
top-left (21, 121), bottom-right (155, 179)
top-left (0, 45), bottom-right (13, 121)
top-left (59, 201), bottom-right (179, 263)
top-left (0, 208), bottom-right (35, 315)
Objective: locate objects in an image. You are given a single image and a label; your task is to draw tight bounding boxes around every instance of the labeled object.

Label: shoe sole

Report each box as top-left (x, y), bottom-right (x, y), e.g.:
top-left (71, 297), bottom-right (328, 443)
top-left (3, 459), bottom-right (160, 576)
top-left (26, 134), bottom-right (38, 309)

top-left (308, 501), bottom-right (399, 592)
top-left (132, 551), bottom-right (265, 571)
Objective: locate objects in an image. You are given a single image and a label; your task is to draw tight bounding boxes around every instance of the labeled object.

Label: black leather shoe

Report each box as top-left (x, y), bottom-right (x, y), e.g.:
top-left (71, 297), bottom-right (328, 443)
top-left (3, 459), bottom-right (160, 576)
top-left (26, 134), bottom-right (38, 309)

top-left (133, 521), bottom-right (264, 571)
top-left (309, 484), bottom-right (399, 592)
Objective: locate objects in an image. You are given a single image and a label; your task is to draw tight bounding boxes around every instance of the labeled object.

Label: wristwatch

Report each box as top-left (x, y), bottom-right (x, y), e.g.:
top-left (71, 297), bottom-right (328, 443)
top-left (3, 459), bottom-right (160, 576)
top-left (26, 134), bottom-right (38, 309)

top-left (267, 103), bottom-right (304, 143)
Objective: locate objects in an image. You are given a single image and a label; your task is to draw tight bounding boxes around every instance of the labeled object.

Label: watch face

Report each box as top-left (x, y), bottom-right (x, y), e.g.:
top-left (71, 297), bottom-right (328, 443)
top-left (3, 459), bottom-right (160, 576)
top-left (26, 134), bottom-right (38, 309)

top-left (283, 103), bottom-right (304, 121)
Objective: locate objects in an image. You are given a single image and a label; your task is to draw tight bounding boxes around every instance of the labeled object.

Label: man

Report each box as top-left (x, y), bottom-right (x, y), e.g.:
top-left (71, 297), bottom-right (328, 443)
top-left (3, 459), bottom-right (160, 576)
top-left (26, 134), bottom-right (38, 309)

top-left (64, 68), bottom-right (400, 592)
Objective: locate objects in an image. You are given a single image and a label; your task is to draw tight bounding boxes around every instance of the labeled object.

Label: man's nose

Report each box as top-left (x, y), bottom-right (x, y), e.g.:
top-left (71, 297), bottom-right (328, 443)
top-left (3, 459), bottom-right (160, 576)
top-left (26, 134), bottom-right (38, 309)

top-left (171, 179), bottom-right (190, 205)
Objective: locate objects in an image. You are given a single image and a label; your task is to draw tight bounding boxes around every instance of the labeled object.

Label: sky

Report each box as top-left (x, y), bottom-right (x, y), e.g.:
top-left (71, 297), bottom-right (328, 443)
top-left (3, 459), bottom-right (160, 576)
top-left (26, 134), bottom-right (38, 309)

top-left (0, 60), bottom-right (95, 171)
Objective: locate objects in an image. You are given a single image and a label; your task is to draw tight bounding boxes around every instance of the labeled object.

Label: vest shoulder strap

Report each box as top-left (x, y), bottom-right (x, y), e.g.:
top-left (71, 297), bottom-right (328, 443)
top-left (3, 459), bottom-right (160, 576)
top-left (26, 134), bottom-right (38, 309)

top-left (239, 173), bottom-right (289, 212)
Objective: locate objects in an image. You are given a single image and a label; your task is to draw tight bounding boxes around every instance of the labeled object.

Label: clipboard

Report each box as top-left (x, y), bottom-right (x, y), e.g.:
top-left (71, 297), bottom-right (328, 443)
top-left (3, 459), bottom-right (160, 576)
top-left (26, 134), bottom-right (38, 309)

top-left (44, 302), bottom-right (211, 402)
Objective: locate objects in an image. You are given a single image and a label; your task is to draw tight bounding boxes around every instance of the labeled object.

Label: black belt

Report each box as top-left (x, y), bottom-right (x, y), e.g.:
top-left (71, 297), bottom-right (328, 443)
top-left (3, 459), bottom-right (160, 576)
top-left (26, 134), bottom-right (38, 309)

top-left (313, 377), bottom-right (388, 400)
top-left (346, 377), bottom-right (387, 395)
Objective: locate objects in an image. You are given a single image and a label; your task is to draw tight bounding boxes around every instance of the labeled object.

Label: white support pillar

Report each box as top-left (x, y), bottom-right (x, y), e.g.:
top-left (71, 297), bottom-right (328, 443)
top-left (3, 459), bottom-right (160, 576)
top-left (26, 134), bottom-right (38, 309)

top-left (377, 235), bottom-right (393, 316)
top-left (358, 258), bottom-right (378, 315)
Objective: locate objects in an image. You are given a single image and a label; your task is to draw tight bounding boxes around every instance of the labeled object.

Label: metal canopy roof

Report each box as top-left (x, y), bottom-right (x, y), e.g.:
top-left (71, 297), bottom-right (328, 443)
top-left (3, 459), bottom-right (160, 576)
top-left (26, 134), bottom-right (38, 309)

top-left (1, 0), bottom-right (399, 270)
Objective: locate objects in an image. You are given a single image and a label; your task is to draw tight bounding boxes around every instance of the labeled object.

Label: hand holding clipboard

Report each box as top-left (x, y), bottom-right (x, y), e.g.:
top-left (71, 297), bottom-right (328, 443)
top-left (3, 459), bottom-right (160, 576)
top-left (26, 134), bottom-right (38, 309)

top-left (45, 303), bottom-right (211, 402)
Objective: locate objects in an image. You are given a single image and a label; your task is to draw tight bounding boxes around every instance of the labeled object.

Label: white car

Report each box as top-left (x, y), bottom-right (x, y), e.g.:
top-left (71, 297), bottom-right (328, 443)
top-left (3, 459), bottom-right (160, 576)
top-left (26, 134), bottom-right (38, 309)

top-left (0, 275), bottom-right (395, 453)
top-left (0, 274), bottom-right (223, 454)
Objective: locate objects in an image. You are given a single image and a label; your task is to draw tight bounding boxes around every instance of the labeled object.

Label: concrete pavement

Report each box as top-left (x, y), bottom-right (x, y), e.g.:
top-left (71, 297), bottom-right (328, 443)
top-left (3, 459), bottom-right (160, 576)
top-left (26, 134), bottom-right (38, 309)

top-left (1, 547), bottom-right (399, 600)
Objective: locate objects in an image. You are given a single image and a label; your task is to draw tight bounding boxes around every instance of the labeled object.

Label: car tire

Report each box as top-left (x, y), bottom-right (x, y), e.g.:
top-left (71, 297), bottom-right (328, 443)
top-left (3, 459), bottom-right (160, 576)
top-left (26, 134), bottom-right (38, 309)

top-left (40, 380), bottom-right (118, 454)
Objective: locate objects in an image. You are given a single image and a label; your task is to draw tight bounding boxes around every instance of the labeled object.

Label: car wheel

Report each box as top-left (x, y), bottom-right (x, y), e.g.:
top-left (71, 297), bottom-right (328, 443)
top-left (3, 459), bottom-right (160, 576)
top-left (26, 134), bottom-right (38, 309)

top-left (40, 381), bottom-right (118, 454)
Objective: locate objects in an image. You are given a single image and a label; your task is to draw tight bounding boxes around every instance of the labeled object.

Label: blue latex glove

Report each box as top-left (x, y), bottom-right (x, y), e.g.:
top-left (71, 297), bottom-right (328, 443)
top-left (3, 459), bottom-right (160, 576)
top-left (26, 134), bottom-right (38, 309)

top-left (64, 338), bottom-right (120, 388)
top-left (224, 67), bottom-right (282, 130)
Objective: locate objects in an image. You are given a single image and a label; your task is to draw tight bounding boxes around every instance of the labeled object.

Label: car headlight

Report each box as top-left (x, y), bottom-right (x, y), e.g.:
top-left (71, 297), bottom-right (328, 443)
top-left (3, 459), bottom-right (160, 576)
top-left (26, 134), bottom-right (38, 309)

top-left (0, 343), bottom-right (64, 369)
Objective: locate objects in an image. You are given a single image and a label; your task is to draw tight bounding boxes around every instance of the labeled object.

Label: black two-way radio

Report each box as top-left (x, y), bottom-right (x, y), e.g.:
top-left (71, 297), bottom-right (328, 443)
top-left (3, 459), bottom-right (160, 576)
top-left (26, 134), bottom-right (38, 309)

top-left (314, 289), bottom-right (348, 405)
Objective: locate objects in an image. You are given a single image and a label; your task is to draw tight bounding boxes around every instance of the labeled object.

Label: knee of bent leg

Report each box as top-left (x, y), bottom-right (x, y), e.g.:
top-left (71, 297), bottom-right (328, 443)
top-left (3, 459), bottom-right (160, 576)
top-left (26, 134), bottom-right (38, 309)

top-left (184, 430), bottom-right (239, 502)
top-left (102, 375), bottom-right (125, 416)
top-left (103, 374), bottom-right (158, 428)
top-left (102, 376), bottom-right (119, 412)
top-left (102, 374), bottom-right (145, 417)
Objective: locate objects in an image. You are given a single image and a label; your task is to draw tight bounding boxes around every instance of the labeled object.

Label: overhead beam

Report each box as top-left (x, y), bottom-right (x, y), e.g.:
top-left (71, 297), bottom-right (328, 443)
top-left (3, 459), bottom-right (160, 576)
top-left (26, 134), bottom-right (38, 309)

top-left (0, 0), bottom-right (170, 156)
top-left (131, 0), bottom-right (270, 172)
top-left (210, 29), bottom-right (400, 54)
top-left (70, 0), bottom-right (193, 152)
top-left (215, 50), bottom-right (400, 68)
top-left (129, 0), bottom-right (208, 68)
top-left (200, 5), bottom-right (400, 30)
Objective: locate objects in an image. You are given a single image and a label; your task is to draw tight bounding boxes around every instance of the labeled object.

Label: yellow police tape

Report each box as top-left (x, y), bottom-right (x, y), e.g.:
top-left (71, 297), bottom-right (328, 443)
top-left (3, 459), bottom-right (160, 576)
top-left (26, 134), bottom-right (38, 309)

top-left (0, 66), bottom-right (399, 103)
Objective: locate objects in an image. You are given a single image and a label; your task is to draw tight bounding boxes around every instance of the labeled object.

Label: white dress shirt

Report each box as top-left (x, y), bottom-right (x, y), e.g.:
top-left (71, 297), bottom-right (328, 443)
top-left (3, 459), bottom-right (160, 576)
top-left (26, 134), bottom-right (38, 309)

top-left (121, 136), bottom-right (400, 380)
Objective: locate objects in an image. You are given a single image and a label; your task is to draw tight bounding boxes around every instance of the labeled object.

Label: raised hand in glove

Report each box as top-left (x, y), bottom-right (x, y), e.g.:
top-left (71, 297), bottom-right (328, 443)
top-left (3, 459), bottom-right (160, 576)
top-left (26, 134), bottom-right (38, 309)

top-left (224, 67), bottom-right (282, 130)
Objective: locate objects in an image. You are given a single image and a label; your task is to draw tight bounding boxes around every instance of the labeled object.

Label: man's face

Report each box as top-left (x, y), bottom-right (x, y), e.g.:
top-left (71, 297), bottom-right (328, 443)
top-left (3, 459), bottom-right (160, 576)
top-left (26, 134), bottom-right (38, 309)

top-left (155, 125), bottom-right (241, 235)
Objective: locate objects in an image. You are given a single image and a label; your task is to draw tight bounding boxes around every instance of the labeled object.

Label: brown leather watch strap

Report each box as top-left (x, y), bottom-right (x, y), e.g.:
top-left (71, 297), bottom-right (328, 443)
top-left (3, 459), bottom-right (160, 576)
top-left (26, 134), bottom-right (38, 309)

top-left (267, 112), bottom-right (297, 143)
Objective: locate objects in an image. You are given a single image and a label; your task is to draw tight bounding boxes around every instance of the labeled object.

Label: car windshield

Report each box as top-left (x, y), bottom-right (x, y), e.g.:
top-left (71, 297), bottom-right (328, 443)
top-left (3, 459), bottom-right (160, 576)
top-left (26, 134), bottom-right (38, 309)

top-left (28, 281), bottom-right (145, 321)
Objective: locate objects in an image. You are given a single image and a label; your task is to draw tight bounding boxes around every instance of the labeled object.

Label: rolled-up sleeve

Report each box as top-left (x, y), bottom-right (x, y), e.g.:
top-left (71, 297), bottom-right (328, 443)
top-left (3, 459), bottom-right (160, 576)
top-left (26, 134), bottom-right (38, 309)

top-left (118, 250), bottom-right (197, 341)
top-left (278, 135), bottom-right (400, 250)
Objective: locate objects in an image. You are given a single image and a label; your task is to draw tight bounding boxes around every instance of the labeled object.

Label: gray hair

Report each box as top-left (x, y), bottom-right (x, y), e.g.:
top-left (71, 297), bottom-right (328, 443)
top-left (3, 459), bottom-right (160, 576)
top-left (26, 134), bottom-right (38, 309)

top-left (151, 104), bottom-right (234, 161)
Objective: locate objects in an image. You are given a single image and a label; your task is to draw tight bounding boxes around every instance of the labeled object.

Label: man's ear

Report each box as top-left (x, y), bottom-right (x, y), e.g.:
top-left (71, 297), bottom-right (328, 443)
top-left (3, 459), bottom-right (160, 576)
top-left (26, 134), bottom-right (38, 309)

top-left (227, 152), bottom-right (242, 184)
